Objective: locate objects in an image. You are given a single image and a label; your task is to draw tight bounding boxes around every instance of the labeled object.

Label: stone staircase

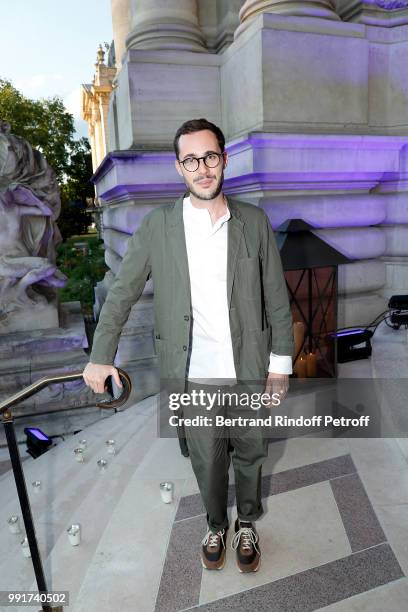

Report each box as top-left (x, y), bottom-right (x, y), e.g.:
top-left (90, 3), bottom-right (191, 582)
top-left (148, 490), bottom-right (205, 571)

top-left (0, 394), bottom-right (168, 612)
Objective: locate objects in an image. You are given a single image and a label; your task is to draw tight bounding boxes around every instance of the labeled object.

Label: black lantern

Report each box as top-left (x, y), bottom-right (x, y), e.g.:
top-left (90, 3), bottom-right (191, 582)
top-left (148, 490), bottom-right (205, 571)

top-left (276, 219), bottom-right (353, 378)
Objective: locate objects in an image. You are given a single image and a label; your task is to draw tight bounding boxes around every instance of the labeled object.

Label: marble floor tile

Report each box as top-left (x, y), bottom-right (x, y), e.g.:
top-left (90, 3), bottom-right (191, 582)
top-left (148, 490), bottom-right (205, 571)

top-left (356, 465), bottom-right (408, 507)
top-left (263, 437), bottom-right (349, 476)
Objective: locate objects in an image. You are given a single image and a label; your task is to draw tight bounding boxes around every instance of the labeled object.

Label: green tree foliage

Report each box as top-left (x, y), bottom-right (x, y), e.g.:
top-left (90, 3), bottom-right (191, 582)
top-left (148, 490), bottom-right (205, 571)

top-left (0, 78), bottom-right (94, 239)
top-left (56, 236), bottom-right (108, 314)
top-left (58, 138), bottom-right (94, 240)
top-left (0, 78), bottom-right (75, 180)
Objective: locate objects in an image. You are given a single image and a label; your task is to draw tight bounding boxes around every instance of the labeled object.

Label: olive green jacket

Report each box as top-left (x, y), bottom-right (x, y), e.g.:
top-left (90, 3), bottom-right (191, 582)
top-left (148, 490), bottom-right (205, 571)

top-left (89, 193), bottom-right (294, 382)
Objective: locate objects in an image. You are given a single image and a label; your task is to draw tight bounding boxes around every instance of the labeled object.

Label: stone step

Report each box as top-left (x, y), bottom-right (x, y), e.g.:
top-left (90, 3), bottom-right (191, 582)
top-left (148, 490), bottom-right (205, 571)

top-left (28, 407), bottom-right (159, 611)
top-left (68, 424), bottom-right (195, 611)
top-left (0, 395), bottom-right (158, 606)
top-left (1, 395), bottom-right (156, 514)
top-left (70, 437), bottom-right (189, 611)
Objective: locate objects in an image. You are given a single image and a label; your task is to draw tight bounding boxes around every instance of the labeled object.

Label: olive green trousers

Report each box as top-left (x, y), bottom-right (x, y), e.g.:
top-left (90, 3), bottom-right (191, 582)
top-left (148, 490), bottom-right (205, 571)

top-left (182, 380), bottom-right (269, 534)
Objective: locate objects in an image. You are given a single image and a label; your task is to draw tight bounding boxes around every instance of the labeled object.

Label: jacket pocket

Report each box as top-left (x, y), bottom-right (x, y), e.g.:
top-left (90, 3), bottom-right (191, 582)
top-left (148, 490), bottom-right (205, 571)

top-left (236, 256), bottom-right (261, 299)
top-left (154, 336), bottom-right (162, 353)
top-left (248, 326), bottom-right (271, 345)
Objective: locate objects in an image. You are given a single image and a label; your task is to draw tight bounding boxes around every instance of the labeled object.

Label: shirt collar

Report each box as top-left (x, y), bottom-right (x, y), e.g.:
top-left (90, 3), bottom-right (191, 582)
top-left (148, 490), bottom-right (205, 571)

top-left (169, 191), bottom-right (244, 228)
top-left (183, 194), bottom-right (231, 226)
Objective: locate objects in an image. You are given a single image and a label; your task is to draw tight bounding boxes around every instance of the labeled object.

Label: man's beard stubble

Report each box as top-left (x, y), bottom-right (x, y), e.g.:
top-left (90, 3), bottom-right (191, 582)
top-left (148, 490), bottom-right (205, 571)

top-left (187, 171), bottom-right (224, 201)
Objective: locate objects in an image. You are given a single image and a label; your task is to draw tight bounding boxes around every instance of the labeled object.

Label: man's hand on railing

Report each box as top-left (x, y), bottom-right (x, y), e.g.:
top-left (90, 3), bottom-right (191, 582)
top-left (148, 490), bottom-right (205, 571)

top-left (82, 362), bottom-right (123, 394)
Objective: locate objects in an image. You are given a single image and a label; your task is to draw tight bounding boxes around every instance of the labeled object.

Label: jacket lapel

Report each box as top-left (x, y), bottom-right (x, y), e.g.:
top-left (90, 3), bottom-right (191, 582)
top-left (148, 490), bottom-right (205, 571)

top-left (226, 199), bottom-right (244, 309)
top-left (167, 193), bottom-right (191, 303)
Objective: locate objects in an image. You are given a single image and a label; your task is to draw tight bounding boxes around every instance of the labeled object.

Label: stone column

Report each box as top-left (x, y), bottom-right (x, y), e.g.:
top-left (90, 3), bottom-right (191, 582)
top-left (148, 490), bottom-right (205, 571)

top-left (88, 124), bottom-right (97, 171)
top-left (126, 0), bottom-right (207, 52)
top-left (111, 0), bottom-right (131, 70)
top-left (92, 105), bottom-right (103, 169)
top-left (238, 0), bottom-right (340, 24)
top-left (216, 0), bottom-right (244, 52)
top-left (98, 92), bottom-right (111, 160)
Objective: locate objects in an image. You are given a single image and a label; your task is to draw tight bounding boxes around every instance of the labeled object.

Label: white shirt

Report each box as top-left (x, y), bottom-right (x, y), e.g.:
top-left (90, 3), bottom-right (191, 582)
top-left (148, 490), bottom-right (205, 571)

top-left (183, 195), bottom-right (292, 382)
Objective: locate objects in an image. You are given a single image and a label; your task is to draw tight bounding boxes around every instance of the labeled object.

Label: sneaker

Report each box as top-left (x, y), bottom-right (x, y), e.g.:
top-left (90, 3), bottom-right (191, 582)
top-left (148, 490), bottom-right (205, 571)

top-left (201, 527), bottom-right (228, 570)
top-left (231, 518), bottom-right (261, 572)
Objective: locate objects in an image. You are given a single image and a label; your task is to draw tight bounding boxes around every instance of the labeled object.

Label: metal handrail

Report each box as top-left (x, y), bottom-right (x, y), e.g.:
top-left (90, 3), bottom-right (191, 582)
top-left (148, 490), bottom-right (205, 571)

top-left (1, 368), bottom-right (132, 611)
top-left (0, 367), bottom-right (132, 415)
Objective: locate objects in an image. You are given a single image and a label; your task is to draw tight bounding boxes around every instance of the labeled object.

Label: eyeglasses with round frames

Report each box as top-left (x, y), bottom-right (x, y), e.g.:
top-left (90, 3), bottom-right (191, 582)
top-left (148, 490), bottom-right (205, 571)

top-left (179, 152), bottom-right (225, 172)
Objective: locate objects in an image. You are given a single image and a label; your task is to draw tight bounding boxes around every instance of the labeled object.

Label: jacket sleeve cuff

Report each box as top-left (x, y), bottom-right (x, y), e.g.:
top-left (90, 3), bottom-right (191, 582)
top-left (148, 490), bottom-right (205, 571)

top-left (268, 352), bottom-right (293, 375)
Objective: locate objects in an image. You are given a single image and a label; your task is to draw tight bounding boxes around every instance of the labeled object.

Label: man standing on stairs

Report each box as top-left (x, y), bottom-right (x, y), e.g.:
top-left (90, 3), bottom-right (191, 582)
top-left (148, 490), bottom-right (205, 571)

top-left (83, 118), bottom-right (294, 573)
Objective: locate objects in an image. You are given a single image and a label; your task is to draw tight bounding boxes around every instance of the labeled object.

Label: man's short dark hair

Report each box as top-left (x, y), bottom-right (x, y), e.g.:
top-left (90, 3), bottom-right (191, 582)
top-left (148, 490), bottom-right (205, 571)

top-left (173, 118), bottom-right (225, 159)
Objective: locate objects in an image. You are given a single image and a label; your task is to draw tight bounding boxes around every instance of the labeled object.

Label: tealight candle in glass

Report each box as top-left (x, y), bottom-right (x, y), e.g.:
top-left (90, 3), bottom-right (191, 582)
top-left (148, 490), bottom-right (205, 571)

top-left (67, 523), bottom-right (81, 546)
top-left (160, 482), bottom-right (174, 504)
top-left (8, 515), bottom-right (21, 534)
top-left (21, 537), bottom-right (31, 557)
top-left (74, 448), bottom-right (84, 463)
top-left (105, 439), bottom-right (116, 455)
top-left (97, 458), bottom-right (107, 472)
top-left (32, 480), bottom-right (42, 494)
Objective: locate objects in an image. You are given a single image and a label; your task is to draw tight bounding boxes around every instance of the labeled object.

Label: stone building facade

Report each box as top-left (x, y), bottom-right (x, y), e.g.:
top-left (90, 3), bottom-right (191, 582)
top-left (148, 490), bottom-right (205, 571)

top-left (82, 0), bottom-right (408, 392)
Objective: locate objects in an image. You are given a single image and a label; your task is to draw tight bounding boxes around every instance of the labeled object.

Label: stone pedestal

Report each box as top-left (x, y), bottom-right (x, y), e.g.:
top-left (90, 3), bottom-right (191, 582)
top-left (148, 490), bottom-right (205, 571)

top-left (113, 293), bottom-right (160, 403)
top-left (0, 300), bottom-right (158, 447)
top-left (0, 302), bottom-right (90, 416)
top-left (107, 48), bottom-right (220, 151)
top-left (1, 296), bottom-right (59, 334)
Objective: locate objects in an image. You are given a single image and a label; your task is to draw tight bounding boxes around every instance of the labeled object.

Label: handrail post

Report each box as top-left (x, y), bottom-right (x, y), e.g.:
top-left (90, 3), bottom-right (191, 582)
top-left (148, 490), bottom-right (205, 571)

top-left (2, 410), bottom-right (57, 612)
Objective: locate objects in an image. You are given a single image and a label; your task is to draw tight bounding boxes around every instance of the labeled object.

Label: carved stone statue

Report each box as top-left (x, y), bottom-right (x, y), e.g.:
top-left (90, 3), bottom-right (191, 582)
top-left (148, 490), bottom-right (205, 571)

top-left (0, 120), bottom-right (67, 333)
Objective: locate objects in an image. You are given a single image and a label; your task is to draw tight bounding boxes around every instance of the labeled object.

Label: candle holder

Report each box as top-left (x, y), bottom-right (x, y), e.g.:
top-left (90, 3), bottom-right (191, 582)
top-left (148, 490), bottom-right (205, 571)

top-left (306, 350), bottom-right (317, 377)
top-left (294, 352), bottom-right (307, 378)
top-left (160, 482), bottom-right (174, 504)
top-left (293, 321), bottom-right (306, 358)
top-left (79, 439), bottom-right (87, 449)
top-left (31, 480), bottom-right (42, 494)
top-left (8, 515), bottom-right (21, 534)
top-left (74, 448), bottom-right (84, 463)
top-left (105, 439), bottom-right (116, 455)
top-left (67, 523), bottom-right (81, 546)
top-left (97, 458), bottom-right (107, 472)
top-left (21, 537), bottom-right (31, 558)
